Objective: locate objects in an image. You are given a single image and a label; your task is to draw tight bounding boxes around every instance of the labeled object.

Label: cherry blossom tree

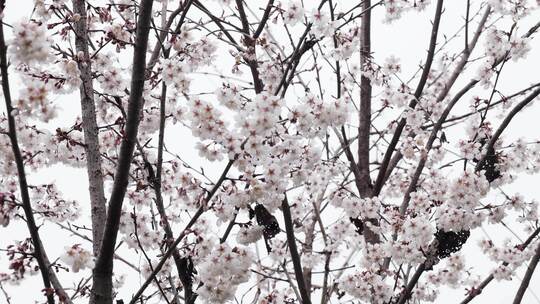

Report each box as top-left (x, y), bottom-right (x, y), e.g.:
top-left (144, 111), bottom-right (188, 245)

top-left (1, 0), bottom-right (540, 303)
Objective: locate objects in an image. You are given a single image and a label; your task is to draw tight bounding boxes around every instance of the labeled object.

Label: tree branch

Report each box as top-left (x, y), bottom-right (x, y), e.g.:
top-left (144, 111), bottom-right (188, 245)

top-left (512, 240), bottom-right (540, 304)
top-left (147, 0), bottom-right (194, 72)
top-left (129, 159), bottom-right (235, 303)
top-left (395, 263), bottom-right (426, 304)
top-left (400, 79), bottom-right (478, 215)
top-left (0, 5), bottom-right (71, 303)
top-left (372, 0), bottom-right (445, 196)
top-left (282, 196), bottom-right (312, 304)
top-left (253, 0), bottom-right (275, 39)
top-left (373, 4), bottom-right (490, 196)
top-left (139, 84), bottom-right (198, 304)
top-left (71, 0), bottom-right (107, 257)
top-left (357, 0), bottom-right (372, 198)
top-left (476, 87), bottom-right (540, 170)
top-left (460, 226), bottom-right (540, 303)
top-left (92, 1), bottom-right (155, 303)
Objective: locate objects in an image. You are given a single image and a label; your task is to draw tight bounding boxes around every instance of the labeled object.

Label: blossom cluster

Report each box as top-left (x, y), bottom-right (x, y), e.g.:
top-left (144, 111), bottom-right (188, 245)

top-left (383, 0), bottom-right (432, 22)
top-left (436, 170), bottom-right (489, 231)
top-left (478, 237), bottom-right (539, 281)
top-left (289, 94), bottom-right (351, 138)
top-left (197, 244), bottom-right (253, 303)
top-left (9, 21), bottom-right (50, 64)
top-left (118, 210), bottom-right (161, 250)
top-left (340, 270), bottom-right (393, 304)
top-left (1, 1), bottom-right (540, 303)
top-left (1, 239), bottom-right (39, 284)
top-left (60, 245), bottom-right (95, 273)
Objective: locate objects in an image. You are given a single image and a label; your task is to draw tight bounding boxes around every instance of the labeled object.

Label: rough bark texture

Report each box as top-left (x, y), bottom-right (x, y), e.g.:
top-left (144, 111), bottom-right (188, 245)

top-left (71, 0), bottom-right (107, 257)
top-left (91, 0), bottom-right (155, 303)
top-left (357, 0), bottom-right (382, 246)
top-left (357, 0), bottom-right (372, 198)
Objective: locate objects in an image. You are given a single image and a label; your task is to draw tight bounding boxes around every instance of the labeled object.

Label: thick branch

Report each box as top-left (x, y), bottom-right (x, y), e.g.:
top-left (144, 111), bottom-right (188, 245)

top-left (400, 79), bottom-right (478, 214)
top-left (72, 0), bottom-right (107, 257)
top-left (92, 1), bottom-right (155, 303)
top-left (357, 0), bottom-right (372, 198)
top-left (235, 0), bottom-right (264, 93)
top-left (253, 0), bottom-right (275, 39)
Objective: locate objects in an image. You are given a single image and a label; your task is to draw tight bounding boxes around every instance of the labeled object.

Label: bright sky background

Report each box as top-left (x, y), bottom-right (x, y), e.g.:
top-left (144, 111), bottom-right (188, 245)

top-left (1, 1), bottom-right (540, 303)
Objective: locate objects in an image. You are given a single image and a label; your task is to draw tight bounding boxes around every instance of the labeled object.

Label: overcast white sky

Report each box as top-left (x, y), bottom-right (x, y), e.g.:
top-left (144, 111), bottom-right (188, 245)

top-left (1, 1), bottom-right (540, 303)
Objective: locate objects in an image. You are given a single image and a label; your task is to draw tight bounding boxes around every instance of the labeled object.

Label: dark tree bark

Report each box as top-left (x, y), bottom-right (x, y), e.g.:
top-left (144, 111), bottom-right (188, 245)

top-left (91, 1), bottom-right (155, 303)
